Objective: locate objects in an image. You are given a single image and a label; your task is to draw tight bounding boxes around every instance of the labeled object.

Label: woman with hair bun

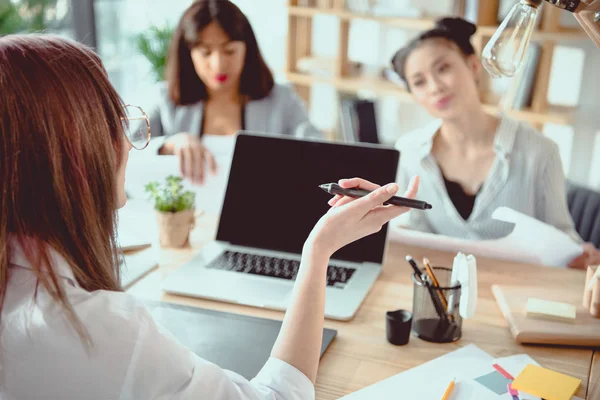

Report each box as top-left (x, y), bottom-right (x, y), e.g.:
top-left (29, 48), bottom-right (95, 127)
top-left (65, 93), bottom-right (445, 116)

top-left (391, 17), bottom-right (599, 269)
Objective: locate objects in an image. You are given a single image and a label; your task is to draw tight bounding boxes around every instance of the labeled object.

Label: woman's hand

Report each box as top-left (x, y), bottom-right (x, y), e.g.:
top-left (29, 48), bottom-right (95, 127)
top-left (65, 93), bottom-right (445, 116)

top-left (305, 176), bottom-right (420, 258)
top-left (160, 132), bottom-right (217, 185)
top-left (568, 242), bottom-right (600, 270)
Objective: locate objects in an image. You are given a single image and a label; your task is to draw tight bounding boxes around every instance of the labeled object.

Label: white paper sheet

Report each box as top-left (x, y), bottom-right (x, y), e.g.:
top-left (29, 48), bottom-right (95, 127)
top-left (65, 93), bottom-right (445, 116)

top-left (125, 135), bottom-right (235, 214)
top-left (341, 346), bottom-right (584, 400)
top-left (117, 198), bottom-right (154, 251)
top-left (389, 207), bottom-right (583, 267)
top-left (120, 247), bottom-right (159, 289)
top-left (341, 345), bottom-right (502, 400)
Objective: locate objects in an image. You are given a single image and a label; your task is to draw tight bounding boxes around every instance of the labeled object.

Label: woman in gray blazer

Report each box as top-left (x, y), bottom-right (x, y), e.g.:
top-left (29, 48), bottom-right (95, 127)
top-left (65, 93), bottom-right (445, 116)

top-left (145, 0), bottom-right (321, 184)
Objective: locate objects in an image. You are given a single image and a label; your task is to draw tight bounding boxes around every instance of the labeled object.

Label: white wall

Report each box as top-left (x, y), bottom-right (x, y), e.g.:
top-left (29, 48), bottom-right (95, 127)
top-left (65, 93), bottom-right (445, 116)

top-left (568, 41), bottom-right (600, 187)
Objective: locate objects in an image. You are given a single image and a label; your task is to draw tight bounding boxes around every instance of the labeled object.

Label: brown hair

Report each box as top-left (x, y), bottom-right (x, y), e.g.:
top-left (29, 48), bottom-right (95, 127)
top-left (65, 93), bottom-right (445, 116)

top-left (166, 0), bottom-right (274, 105)
top-left (0, 35), bottom-right (125, 344)
top-left (391, 17), bottom-right (477, 86)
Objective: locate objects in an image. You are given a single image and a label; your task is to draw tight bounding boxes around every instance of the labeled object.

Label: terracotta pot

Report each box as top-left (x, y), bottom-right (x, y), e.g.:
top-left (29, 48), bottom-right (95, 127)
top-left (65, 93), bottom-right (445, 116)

top-left (155, 209), bottom-right (195, 248)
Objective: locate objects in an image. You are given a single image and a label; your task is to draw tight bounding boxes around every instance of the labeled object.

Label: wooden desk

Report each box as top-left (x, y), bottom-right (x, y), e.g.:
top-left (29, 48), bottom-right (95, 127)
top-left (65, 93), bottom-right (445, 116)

top-left (590, 351), bottom-right (600, 399)
top-left (127, 215), bottom-right (595, 399)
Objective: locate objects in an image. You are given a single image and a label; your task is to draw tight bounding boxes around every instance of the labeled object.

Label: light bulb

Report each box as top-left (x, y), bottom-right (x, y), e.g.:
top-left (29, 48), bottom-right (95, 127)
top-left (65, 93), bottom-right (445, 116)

top-left (482, 0), bottom-right (542, 78)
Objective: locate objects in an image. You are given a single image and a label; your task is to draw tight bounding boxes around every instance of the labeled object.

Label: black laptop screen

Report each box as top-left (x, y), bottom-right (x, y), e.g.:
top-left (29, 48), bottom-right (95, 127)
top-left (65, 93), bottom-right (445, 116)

top-left (216, 133), bottom-right (400, 264)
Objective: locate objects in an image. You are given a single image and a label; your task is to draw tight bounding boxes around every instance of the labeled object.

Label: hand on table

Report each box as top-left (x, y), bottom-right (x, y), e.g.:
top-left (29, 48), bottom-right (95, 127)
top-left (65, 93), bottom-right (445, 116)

top-left (160, 132), bottom-right (217, 185)
top-left (568, 242), bottom-right (600, 270)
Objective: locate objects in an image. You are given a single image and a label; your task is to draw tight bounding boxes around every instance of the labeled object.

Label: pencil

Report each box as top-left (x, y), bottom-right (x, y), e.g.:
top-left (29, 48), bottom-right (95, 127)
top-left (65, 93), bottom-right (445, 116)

top-left (441, 378), bottom-right (455, 400)
top-left (423, 258), bottom-right (448, 309)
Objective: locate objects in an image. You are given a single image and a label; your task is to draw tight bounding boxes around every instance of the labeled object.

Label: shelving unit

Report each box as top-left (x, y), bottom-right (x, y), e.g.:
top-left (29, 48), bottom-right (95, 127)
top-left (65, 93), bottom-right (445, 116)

top-left (287, 5), bottom-right (588, 41)
top-left (285, 0), bottom-right (587, 137)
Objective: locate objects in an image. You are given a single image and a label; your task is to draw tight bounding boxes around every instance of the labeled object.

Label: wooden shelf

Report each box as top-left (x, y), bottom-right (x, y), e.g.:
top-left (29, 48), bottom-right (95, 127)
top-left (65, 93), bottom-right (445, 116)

top-left (288, 6), bottom-right (436, 30)
top-left (286, 1), bottom-right (580, 135)
top-left (286, 72), bottom-right (573, 125)
top-left (287, 72), bottom-right (412, 100)
top-left (288, 6), bottom-right (588, 41)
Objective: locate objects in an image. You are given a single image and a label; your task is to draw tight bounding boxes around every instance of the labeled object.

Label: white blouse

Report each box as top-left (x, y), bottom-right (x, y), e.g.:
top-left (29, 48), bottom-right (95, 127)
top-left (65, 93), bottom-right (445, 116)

top-left (395, 115), bottom-right (581, 242)
top-left (0, 242), bottom-right (314, 400)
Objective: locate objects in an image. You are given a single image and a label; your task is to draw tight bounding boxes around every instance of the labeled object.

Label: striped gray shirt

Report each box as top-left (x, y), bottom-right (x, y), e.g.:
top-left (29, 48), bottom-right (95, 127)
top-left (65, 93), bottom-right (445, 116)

top-left (396, 115), bottom-right (582, 242)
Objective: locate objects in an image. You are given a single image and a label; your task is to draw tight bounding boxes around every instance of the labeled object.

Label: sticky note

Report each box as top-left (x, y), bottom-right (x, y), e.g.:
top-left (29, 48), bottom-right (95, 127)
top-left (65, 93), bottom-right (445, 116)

top-left (526, 298), bottom-right (576, 323)
top-left (511, 364), bottom-right (581, 400)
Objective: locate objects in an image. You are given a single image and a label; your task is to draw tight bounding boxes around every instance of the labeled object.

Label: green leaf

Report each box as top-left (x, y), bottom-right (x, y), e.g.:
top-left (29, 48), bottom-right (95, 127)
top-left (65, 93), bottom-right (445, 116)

top-left (134, 24), bottom-right (175, 82)
top-left (144, 174), bottom-right (195, 212)
top-left (0, 3), bottom-right (24, 35)
top-left (1, 0), bottom-right (61, 35)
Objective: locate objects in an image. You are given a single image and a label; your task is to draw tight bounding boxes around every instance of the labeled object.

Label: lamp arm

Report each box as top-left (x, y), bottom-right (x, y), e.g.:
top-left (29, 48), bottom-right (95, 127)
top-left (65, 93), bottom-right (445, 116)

top-left (544, 0), bottom-right (600, 47)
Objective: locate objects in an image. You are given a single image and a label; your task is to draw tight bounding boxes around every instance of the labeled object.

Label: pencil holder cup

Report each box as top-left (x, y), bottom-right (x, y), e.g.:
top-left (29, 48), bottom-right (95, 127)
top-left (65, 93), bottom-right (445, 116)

top-left (411, 267), bottom-right (462, 343)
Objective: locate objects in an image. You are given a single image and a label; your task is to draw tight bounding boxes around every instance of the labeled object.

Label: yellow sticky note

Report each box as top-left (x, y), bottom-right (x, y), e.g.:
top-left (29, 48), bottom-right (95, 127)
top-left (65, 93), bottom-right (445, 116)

top-left (512, 364), bottom-right (581, 400)
top-left (526, 298), bottom-right (576, 323)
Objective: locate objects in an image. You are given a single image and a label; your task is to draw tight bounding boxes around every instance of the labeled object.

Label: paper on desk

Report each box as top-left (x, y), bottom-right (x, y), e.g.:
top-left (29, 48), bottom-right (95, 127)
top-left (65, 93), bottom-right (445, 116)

top-left (341, 345), bottom-right (503, 400)
top-left (117, 197), bottom-right (160, 245)
top-left (120, 247), bottom-right (159, 289)
top-left (117, 198), bottom-right (154, 251)
top-left (125, 135), bottom-right (235, 214)
top-left (389, 207), bottom-right (583, 267)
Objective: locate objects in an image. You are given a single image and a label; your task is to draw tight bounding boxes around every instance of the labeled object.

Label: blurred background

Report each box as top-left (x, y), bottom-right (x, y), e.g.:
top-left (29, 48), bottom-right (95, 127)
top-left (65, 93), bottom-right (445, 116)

top-left (2, 0), bottom-right (599, 187)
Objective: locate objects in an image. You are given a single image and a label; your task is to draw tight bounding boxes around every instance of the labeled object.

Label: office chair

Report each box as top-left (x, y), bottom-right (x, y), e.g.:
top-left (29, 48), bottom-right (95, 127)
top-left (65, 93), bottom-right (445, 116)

top-left (339, 98), bottom-right (380, 144)
top-left (566, 181), bottom-right (600, 248)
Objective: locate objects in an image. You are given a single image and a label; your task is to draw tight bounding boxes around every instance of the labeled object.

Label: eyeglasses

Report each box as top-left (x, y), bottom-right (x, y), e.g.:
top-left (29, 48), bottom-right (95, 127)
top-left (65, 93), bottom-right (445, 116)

top-left (121, 104), bottom-right (151, 150)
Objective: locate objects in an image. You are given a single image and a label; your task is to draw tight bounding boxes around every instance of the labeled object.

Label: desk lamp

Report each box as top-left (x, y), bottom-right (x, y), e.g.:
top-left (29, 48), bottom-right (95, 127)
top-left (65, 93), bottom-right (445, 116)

top-left (482, 0), bottom-right (600, 77)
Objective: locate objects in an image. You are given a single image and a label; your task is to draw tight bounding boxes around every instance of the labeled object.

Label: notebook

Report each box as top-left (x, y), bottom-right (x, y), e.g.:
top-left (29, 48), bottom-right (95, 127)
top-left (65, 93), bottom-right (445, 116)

top-left (120, 250), bottom-right (158, 289)
top-left (144, 300), bottom-right (337, 379)
top-left (492, 285), bottom-right (600, 347)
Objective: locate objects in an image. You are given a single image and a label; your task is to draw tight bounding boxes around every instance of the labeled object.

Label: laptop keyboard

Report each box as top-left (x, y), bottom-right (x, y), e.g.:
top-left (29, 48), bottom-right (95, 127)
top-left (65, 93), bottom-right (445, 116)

top-left (206, 250), bottom-right (357, 288)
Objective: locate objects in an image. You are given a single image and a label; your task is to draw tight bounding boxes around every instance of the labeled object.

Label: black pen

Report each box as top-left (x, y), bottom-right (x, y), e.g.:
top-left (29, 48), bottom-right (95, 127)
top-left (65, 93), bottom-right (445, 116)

top-left (319, 183), bottom-right (432, 210)
top-left (405, 255), bottom-right (425, 281)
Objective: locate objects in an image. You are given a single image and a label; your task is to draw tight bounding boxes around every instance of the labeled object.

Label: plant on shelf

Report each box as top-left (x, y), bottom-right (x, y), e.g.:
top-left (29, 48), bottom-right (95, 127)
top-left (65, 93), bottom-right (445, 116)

top-left (0, 0), bottom-right (61, 36)
top-left (135, 24), bottom-right (175, 82)
top-left (145, 175), bottom-right (196, 248)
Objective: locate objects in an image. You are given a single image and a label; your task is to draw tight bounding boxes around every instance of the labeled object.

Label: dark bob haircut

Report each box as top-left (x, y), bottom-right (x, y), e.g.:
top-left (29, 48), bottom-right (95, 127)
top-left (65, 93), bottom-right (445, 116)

top-left (391, 17), bottom-right (477, 85)
top-left (166, 0), bottom-right (274, 105)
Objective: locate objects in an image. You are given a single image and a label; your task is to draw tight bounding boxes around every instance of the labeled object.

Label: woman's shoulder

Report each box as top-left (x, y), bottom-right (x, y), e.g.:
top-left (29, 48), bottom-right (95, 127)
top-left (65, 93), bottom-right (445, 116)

top-left (68, 288), bottom-right (152, 331)
top-left (508, 117), bottom-right (559, 157)
top-left (260, 82), bottom-right (299, 103)
top-left (394, 119), bottom-right (441, 152)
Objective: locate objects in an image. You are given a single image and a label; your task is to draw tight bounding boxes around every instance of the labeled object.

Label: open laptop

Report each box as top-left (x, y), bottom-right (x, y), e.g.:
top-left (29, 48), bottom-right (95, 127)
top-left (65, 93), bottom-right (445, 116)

top-left (163, 132), bottom-right (399, 320)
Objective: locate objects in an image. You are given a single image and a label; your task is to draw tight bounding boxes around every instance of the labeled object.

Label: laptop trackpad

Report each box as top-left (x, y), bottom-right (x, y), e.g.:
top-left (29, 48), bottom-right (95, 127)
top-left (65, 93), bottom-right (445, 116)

top-left (198, 270), bottom-right (293, 308)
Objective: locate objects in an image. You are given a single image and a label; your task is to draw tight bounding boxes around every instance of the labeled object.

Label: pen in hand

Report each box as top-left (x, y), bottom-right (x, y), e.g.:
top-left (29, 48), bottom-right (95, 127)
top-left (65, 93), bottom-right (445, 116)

top-left (319, 183), bottom-right (432, 210)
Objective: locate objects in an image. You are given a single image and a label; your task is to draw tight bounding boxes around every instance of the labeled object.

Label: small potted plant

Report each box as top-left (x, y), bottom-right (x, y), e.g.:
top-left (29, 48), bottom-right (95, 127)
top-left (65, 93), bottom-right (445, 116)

top-left (145, 175), bottom-right (196, 248)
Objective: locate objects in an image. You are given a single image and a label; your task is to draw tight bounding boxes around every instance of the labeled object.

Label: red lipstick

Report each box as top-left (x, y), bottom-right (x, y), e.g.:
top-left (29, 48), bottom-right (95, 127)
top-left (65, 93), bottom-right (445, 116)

top-left (435, 95), bottom-right (452, 109)
top-left (215, 74), bottom-right (228, 83)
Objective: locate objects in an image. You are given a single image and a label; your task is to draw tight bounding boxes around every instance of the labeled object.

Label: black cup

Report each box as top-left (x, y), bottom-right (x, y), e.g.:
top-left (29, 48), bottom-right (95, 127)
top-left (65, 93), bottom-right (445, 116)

top-left (386, 309), bottom-right (413, 345)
